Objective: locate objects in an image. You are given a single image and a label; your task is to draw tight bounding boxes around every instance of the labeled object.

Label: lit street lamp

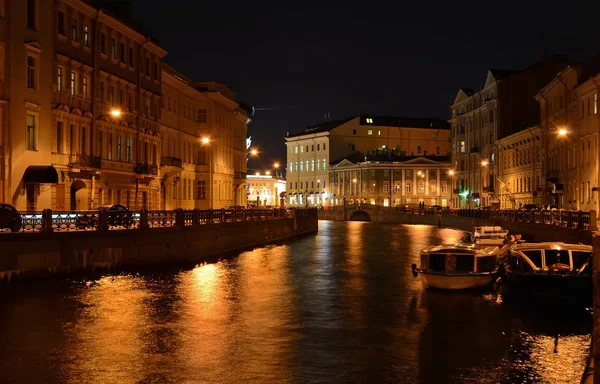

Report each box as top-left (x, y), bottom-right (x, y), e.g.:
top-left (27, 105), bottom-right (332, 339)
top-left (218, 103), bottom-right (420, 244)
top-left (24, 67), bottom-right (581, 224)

top-left (110, 108), bottom-right (122, 117)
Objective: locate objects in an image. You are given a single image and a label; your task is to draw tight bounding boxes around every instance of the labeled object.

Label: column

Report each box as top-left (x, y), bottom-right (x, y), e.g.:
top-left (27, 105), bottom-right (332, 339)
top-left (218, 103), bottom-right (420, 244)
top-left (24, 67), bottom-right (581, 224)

top-left (413, 169), bottom-right (417, 197)
top-left (437, 169), bottom-right (441, 198)
top-left (425, 169), bottom-right (429, 196)
top-left (390, 167), bottom-right (394, 206)
top-left (401, 168), bottom-right (405, 202)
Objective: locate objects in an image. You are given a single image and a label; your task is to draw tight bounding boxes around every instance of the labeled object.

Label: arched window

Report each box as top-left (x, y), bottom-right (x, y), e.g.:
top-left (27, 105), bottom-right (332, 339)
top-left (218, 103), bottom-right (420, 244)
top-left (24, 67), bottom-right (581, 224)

top-left (418, 180), bottom-right (425, 193)
top-left (405, 181), bottom-right (412, 194)
top-left (430, 180), bottom-right (437, 194)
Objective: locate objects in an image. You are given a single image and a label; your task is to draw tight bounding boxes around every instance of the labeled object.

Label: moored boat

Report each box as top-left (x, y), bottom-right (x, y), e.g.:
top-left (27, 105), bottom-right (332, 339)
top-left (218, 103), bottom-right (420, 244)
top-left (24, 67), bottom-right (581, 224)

top-left (412, 243), bottom-right (508, 290)
top-left (501, 242), bottom-right (593, 303)
top-left (470, 226), bottom-right (510, 245)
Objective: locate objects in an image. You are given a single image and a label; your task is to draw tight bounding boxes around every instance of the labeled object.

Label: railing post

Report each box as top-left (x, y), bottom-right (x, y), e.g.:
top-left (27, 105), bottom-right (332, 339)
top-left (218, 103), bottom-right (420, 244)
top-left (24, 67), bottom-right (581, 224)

top-left (208, 209), bottom-right (213, 224)
top-left (591, 210), bottom-right (597, 231)
top-left (98, 207), bottom-right (108, 231)
top-left (577, 210), bottom-right (583, 230)
top-left (291, 208), bottom-right (297, 233)
top-left (193, 209), bottom-right (199, 226)
top-left (175, 208), bottom-right (185, 227)
top-left (42, 209), bottom-right (53, 232)
top-left (140, 208), bottom-right (149, 229)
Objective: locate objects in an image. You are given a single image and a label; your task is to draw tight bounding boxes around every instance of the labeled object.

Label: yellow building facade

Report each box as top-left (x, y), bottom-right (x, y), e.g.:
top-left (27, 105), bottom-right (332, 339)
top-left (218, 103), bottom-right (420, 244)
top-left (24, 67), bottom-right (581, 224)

top-left (285, 116), bottom-right (450, 207)
top-left (247, 174), bottom-right (285, 207)
top-left (160, 69), bottom-right (250, 210)
top-left (496, 126), bottom-right (542, 208)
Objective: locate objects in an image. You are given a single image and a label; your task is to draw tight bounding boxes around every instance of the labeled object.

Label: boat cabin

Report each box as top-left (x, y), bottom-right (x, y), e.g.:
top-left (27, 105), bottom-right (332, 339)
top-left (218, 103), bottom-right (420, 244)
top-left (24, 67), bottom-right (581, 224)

top-left (472, 226), bottom-right (509, 245)
top-left (420, 244), bottom-right (499, 273)
top-left (507, 243), bottom-right (592, 274)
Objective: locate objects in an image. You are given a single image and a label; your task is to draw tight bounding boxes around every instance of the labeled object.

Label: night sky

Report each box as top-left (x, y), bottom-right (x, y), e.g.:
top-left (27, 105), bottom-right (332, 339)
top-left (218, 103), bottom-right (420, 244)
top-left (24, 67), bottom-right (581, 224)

top-left (132, 1), bottom-right (598, 171)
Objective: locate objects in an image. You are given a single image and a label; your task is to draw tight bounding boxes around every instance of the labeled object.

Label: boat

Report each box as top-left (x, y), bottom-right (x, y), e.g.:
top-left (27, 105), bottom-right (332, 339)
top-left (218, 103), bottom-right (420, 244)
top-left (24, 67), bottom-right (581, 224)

top-left (501, 242), bottom-right (593, 303)
top-left (411, 243), bottom-right (508, 290)
top-left (470, 226), bottom-right (510, 245)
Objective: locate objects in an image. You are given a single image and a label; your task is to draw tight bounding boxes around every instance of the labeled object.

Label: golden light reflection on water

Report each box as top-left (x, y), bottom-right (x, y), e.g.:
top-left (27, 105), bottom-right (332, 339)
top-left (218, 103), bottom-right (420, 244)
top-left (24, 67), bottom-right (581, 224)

top-left (516, 333), bottom-right (591, 384)
top-left (67, 275), bottom-right (149, 383)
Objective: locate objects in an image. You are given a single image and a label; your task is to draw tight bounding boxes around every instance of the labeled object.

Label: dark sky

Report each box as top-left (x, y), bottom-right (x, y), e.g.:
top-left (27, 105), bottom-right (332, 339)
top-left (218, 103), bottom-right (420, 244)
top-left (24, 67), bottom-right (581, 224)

top-left (132, 1), bottom-right (598, 171)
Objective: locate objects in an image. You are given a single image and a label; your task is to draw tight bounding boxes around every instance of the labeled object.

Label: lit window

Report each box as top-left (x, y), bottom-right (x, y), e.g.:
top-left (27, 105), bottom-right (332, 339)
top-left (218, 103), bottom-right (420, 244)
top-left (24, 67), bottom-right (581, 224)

top-left (110, 38), bottom-right (116, 58)
top-left (70, 71), bottom-right (76, 95)
top-left (460, 141), bottom-right (465, 153)
top-left (368, 130), bottom-right (372, 135)
top-left (57, 67), bottom-right (62, 92)
top-left (26, 114), bottom-right (36, 150)
top-left (378, 130), bottom-right (381, 136)
top-left (595, 93), bottom-right (598, 115)
top-left (71, 18), bottom-right (77, 41)
top-left (83, 25), bottom-right (89, 47)
top-left (366, 118), bottom-right (373, 123)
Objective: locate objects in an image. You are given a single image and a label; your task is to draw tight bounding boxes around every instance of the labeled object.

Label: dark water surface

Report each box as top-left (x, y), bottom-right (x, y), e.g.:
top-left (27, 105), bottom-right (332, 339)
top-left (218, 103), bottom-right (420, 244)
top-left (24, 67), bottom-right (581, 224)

top-left (0, 221), bottom-right (591, 383)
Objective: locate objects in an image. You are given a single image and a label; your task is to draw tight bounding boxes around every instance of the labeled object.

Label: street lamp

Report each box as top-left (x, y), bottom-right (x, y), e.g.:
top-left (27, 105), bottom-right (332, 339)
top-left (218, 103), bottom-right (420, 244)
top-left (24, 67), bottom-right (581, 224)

top-left (250, 149), bottom-right (258, 156)
top-left (448, 170), bottom-right (455, 209)
top-left (558, 128), bottom-right (568, 136)
top-left (201, 137), bottom-right (210, 144)
top-left (480, 160), bottom-right (488, 207)
top-left (110, 108), bottom-right (122, 117)
top-left (266, 171), bottom-right (271, 175)
top-left (274, 163), bottom-right (279, 168)
top-left (201, 137), bottom-right (214, 209)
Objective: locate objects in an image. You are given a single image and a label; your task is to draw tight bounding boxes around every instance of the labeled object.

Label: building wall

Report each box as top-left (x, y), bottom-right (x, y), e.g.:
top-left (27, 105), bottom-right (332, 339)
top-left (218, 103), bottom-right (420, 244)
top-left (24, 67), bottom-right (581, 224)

top-left (159, 71), bottom-right (249, 210)
top-left (246, 175), bottom-right (284, 207)
top-left (285, 132), bottom-right (329, 206)
top-left (497, 126), bottom-right (542, 209)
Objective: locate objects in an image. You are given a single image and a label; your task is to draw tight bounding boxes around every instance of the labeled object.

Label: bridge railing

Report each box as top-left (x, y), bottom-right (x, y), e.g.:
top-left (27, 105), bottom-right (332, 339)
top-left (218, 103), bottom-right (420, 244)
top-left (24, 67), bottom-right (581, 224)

top-left (325, 203), bottom-right (596, 231)
top-left (0, 207), bottom-right (309, 234)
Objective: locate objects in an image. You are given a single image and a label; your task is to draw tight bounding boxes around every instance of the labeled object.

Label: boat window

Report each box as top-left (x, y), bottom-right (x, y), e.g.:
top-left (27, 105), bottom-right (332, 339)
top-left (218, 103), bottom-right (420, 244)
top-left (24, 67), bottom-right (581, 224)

top-left (477, 256), bottom-right (496, 272)
top-left (455, 255), bottom-right (475, 272)
top-left (521, 250), bottom-right (542, 268)
top-left (420, 254), bottom-right (429, 270)
top-left (572, 251), bottom-right (592, 271)
top-left (509, 252), bottom-right (534, 272)
top-left (428, 253), bottom-right (446, 272)
top-left (544, 249), bottom-right (570, 267)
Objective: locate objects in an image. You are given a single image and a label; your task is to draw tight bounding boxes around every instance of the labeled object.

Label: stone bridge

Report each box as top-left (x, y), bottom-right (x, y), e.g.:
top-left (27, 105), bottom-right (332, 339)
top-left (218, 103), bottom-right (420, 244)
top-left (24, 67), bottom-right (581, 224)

top-left (318, 205), bottom-right (593, 245)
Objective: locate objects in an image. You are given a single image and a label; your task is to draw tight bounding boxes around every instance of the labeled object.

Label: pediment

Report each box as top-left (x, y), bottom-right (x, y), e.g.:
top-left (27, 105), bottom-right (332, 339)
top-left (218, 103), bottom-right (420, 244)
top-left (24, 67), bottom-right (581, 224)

top-left (71, 108), bottom-right (83, 116)
top-left (403, 157), bottom-right (441, 165)
top-left (483, 70), bottom-right (497, 88)
top-left (25, 41), bottom-right (42, 53)
top-left (332, 158), bottom-right (356, 168)
top-left (452, 89), bottom-right (471, 105)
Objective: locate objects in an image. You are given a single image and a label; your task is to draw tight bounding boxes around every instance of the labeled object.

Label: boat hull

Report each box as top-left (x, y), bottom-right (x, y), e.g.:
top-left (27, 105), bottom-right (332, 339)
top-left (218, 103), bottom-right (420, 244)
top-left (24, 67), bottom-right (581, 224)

top-left (503, 272), bottom-right (592, 303)
top-left (418, 271), bottom-right (495, 290)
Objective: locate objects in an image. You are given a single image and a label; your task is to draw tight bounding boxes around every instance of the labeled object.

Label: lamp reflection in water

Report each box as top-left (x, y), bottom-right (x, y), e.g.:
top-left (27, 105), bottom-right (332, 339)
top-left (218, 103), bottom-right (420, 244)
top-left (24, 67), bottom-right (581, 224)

top-left (68, 275), bottom-right (148, 382)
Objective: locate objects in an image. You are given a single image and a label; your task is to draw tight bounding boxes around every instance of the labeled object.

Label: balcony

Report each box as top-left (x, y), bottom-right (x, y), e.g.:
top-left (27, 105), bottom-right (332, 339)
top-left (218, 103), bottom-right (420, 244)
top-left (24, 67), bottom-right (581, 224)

top-left (53, 92), bottom-right (92, 112)
top-left (161, 156), bottom-right (182, 168)
top-left (134, 163), bottom-right (158, 175)
top-left (68, 154), bottom-right (101, 170)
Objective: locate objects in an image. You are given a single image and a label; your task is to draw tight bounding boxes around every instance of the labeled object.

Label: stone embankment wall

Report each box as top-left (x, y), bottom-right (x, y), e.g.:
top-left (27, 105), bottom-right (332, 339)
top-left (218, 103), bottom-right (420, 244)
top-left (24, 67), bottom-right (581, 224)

top-left (0, 212), bottom-right (318, 282)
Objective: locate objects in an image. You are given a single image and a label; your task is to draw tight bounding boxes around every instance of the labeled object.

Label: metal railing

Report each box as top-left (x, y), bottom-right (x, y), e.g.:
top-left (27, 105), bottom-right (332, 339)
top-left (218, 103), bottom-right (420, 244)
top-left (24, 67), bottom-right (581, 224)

top-left (325, 204), bottom-right (595, 231)
top-left (0, 207), bottom-right (310, 233)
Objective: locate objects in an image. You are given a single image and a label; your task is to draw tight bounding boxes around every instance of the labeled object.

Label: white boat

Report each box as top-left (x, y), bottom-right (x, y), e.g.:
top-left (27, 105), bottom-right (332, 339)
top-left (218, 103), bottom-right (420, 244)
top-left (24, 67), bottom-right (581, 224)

top-left (412, 243), bottom-right (508, 290)
top-left (470, 226), bottom-right (510, 245)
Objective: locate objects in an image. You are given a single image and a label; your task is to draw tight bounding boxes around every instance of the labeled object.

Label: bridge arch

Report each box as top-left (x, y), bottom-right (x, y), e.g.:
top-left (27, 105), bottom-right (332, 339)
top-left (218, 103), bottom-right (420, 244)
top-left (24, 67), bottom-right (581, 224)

top-left (348, 210), bottom-right (371, 222)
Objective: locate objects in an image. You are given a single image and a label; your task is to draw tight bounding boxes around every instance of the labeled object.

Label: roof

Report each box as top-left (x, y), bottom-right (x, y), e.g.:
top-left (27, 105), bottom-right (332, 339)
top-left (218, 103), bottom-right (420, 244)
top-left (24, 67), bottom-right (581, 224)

top-left (332, 152), bottom-right (450, 165)
top-left (511, 242), bottom-right (592, 252)
top-left (286, 118), bottom-right (352, 138)
top-left (421, 243), bottom-right (499, 256)
top-left (287, 115), bottom-right (449, 138)
top-left (489, 68), bottom-right (516, 79)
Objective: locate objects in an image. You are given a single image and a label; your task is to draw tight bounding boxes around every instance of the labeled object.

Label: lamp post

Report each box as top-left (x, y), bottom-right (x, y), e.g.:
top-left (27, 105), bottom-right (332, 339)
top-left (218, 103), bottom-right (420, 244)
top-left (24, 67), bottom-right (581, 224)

top-left (201, 137), bottom-right (213, 209)
top-left (448, 170), bottom-right (455, 209)
top-left (480, 160), bottom-right (488, 207)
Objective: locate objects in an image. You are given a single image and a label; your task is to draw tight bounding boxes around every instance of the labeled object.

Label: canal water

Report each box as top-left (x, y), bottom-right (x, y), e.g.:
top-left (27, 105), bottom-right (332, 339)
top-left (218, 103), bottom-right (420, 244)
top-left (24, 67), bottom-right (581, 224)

top-left (0, 221), bottom-right (591, 383)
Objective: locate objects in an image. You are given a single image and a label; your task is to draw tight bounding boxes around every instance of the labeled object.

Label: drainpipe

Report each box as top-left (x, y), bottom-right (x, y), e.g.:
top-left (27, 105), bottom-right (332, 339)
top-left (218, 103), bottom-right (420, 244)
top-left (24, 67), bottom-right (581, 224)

top-left (539, 93), bottom-right (549, 206)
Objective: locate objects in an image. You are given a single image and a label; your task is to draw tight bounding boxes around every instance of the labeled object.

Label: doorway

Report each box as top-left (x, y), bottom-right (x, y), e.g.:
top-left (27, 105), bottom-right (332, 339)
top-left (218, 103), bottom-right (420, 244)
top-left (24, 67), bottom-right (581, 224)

top-left (70, 179), bottom-right (87, 210)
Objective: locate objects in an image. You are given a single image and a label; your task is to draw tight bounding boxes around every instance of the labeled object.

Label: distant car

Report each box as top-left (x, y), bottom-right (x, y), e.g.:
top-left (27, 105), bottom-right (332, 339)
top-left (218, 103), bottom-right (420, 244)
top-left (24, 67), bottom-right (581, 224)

top-left (76, 204), bottom-right (133, 229)
top-left (520, 204), bottom-right (538, 210)
top-left (428, 205), bottom-right (443, 213)
top-left (0, 204), bottom-right (22, 232)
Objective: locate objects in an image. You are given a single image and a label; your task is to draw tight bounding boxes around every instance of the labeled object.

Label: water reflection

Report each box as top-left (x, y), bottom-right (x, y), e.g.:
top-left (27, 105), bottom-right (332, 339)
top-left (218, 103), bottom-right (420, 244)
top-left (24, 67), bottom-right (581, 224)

top-left (0, 221), bottom-right (591, 384)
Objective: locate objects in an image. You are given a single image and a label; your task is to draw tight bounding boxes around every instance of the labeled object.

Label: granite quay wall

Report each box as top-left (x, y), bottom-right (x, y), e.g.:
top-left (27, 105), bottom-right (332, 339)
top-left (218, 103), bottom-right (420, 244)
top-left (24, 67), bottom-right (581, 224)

top-left (319, 205), bottom-right (594, 245)
top-left (0, 208), bottom-right (318, 282)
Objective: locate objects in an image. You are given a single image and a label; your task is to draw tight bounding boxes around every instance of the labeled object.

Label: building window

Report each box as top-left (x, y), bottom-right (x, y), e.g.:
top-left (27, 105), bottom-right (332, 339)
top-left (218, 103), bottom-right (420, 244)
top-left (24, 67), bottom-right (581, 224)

top-left (110, 38), bottom-right (116, 58)
top-left (198, 108), bottom-right (207, 122)
top-left (117, 135), bottom-right (122, 161)
top-left (323, 158), bottom-right (327, 170)
top-left (383, 181), bottom-right (389, 193)
top-left (370, 182), bottom-right (376, 193)
top-left (418, 145), bottom-right (422, 153)
top-left (300, 162), bottom-right (303, 172)
top-left (81, 126), bottom-right (86, 154)
top-left (83, 25), bottom-right (89, 47)
top-left (377, 130), bottom-right (381, 136)
top-left (367, 129), bottom-right (372, 135)
top-left (441, 181), bottom-right (448, 193)
top-left (26, 114), bottom-right (36, 150)
top-left (83, 76), bottom-right (88, 99)
top-left (109, 86), bottom-right (114, 105)
top-left (300, 146), bottom-right (303, 153)
top-left (323, 143), bottom-right (326, 150)
top-left (120, 43), bottom-right (125, 63)
top-left (129, 47), bottom-right (134, 67)
top-left (108, 133), bottom-right (113, 160)
top-left (126, 137), bottom-right (132, 162)
top-left (57, 67), bottom-right (62, 92)
top-left (418, 180), bottom-right (425, 193)
top-left (489, 110), bottom-right (494, 123)
top-left (100, 33), bottom-right (106, 54)
top-left (197, 181), bottom-right (206, 200)
top-left (145, 57), bottom-right (150, 75)
top-left (460, 141), bottom-right (465, 153)
top-left (430, 180), bottom-right (437, 194)
top-left (406, 181), bottom-right (411, 194)
top-left (56, 121), bottom-right (63, 153)
top-left (154, 62), bottom-right (158, 80)
top-left (595, 93), bottom-right (598, 115)
top-left (27, 56), bottom-right (36, 89)
top-left (70, 71), bottom-right (76, 95)
top-left (97, 131), bottom-right (102, 157)
top-left (317, 144), bottom-right (320, 150)
top-left (58, 11), bottom-right (65, 35)
top-left (71, 18), bottom-right (77, 41)
top-left (353, 129), bottom-right (356, 135)
top-left (366, 118), bottom-right (373, 123)
top-left (26, 0), bottom-right (36, 29)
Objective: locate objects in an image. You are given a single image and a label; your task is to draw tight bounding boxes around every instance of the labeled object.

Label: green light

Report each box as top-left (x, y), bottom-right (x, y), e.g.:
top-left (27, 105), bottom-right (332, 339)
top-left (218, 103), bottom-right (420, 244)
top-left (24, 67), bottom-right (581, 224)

top-left (459, 191), bottom-right (469, 197)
